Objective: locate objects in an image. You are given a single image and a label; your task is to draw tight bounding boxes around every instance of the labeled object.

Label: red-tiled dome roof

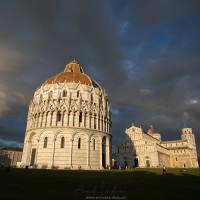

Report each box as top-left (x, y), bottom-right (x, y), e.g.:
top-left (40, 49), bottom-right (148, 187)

top-left (43, 60), bottom-right (100, 88)
top-left (147, 125), bottom-right (157, 134)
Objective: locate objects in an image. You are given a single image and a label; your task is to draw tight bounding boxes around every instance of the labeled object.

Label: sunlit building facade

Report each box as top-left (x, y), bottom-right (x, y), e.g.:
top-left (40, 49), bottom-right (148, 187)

top-left (21, 60), bottom-right (112, 169)
top-left (0, 147), bottom-right (22, 166)
top-left (116, 123), bottom-right (198, 168)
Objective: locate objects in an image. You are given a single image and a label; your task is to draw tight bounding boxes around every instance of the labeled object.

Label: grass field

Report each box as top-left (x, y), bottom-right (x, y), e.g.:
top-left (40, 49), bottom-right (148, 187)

top-left (0, 167), bottom-right (200, 200)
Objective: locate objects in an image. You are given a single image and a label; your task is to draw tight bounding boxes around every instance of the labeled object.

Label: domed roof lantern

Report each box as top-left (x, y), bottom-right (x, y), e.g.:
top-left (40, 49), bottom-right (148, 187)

top-left (147, 125), bottom-right (157, 134)
top-left (64, 59), bottom-right (84, 73)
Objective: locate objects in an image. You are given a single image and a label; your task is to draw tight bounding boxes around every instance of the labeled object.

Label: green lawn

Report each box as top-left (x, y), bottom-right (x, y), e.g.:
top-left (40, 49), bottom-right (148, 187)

top-left (0, 167), bottom-right (199, 200)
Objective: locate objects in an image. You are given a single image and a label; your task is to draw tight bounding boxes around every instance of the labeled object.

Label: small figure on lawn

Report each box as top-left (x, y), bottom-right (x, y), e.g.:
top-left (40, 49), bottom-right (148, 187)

top-left (162, 165), bottom-right (166, 175)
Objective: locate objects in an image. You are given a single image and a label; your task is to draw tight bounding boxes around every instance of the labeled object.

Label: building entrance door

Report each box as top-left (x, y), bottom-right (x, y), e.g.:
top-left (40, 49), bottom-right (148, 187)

top-left (134, 158), bottom-right (138, 167)
top-left (30, 148), bottom-right (36, 166)
top-left (124, 160), bottom-right (128, 167)
top-left (102, 153), bottom-right (106, 168)
top-left (146, 160), bottom-right (150, 167)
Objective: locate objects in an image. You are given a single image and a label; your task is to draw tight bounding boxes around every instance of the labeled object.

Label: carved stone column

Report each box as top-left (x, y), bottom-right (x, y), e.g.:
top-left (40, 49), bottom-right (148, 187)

top-left (51, 138), bottom-right (56, 168)
top-left (106, 138), bottom-right (111, 168)
top-left (69, 139), bottom-right (74, 168)
top-left (87, 140), bottom-right (91, 168)
top-left (41, 113), bottom-right (46, 127)
top-left (97, 115), bottom-right (99, 130)
top-left (61, 111), bottom-right (64, 126)
top-left (100, 141), bottom-right (102, 169)
top-left (105, 119), bottom-right (108, 133)
top-left (38, 113), bottom-right (42, 128)
top-left (102, 118), bottom-right (105, 132)
top-left (65, 111), bottom-right (69, 126)
top-left (34, 139), bottom-right (40, 166)
top-left (35, 115), bottom-right (39, 128)
top-left (44, 112), bottom-right (48, 127)
top-left (83, 112), bottom-right (86, 127)
top-left (52, 111), bottom-right (57, 126)
top-left (91, 114), bottom-right (94, 129)
top-left (74, 112), bottom-right (79, 127)
top-left (26, 141), bottom-right (32, 166)
top-left (101, 116), bottom-right (103, 131)
top-left (86, 113), bottom-right (90, 128)
top-left (68, 112), bottom-right (73, 126)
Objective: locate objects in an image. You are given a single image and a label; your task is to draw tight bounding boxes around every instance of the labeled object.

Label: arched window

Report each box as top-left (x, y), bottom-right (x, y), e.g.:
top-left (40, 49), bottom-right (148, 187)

top-left (57, 112), bottom-right (61, 122)
top-left (91, 93), bottom-right (93, 102)
top-left (93, 139), bottom-right (96, 150)
top-left (79, 112), bottom-right (82, 123)
top-left (61, 137), bottom-right (65, 148)
top-left (44, 137), bottom-right (48, 148)
top-left (77, 90), bottom-right (80, 98)
top-left (94, 115), bottom-right (96, 129)
top-left (78, 138), bottom-right (81, 149)
top-left (63, 90), bottom-right (67, 97)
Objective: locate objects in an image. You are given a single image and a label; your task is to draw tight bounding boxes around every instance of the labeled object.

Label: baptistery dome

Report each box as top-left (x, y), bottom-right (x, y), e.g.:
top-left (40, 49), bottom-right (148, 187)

top-left (43, 61), bottom-right (100, 88)
top-left (21, 60), bottom-right (112, 170)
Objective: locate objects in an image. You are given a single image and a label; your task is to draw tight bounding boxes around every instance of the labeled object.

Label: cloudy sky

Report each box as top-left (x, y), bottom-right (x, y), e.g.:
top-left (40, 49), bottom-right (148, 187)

top-left (0, 0), bottom-right (200, 155)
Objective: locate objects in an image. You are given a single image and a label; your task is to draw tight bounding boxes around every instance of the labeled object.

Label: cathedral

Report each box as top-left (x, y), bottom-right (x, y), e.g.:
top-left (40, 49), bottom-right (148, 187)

top-left (116, 123), bottom-right (198, 168)
top-left (21, 60), bottom-right (112, 169)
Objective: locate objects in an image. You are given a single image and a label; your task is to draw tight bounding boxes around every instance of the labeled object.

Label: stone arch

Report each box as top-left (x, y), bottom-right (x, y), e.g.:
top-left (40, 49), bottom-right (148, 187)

top-left (35, 131), bottom-right (54, 168)
top-left (100, 134), bottom-right (111, 169)
top-left (89, 133), bottom-right (95, 141)
top-left (52, 130), bottom-right (72, 168)
top-left (38, 130), bottom-right (50, 140)
top-left (71, 131), bottom-right (88, 168)
top-left (90, 134), bottom-right (99, 151)
top-left (70, 131), bottom-right (80, 140)
top-left (54, 130), bottom-right (65, 140)
top-left (54, 130), bottom-right (71, 149)
top-left (26, 132), bottom-right (37, 166)
top-left (27, 132), bottom-right (37, 142)
top-left (73, 132), bottom-right (88, 148)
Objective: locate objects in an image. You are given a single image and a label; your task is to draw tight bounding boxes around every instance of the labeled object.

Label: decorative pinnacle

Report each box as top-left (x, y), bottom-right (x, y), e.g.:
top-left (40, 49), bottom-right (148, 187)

top-left (71, 58), bottom-right (77, 63)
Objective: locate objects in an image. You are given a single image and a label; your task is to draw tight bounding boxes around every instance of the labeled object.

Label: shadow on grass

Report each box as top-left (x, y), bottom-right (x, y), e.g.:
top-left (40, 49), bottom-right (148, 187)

top-left (0, 167), bottom-right (199, 200)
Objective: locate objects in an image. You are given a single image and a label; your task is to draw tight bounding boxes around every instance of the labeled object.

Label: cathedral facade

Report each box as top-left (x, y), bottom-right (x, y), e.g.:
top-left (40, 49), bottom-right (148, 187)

top-left (116, 123), bottom-right (198, 168)
top-left (21, 60), bottom-right (112, 169)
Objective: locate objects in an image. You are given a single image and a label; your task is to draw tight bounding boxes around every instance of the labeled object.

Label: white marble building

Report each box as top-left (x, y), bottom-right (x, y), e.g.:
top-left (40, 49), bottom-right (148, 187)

top-left (0, 147), bottom-right (22, 167)
top-left (21, 60), bottom-right (112, 169)
top-left (116, 123), bottom-right (198, 168)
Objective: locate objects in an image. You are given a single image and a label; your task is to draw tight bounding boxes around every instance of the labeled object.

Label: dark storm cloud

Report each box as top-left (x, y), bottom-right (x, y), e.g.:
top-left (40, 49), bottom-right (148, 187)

top-left (0, 0), bottom-right (200, 155)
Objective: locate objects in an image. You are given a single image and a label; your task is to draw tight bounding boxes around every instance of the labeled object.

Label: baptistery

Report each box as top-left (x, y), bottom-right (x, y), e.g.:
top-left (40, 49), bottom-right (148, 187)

top-left (21, 60), bottom-right (112, 169)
